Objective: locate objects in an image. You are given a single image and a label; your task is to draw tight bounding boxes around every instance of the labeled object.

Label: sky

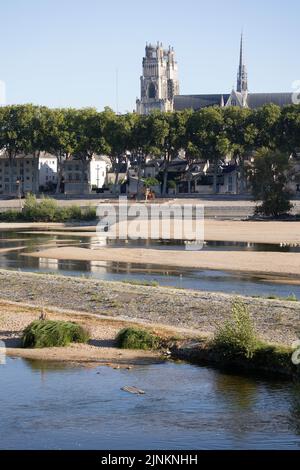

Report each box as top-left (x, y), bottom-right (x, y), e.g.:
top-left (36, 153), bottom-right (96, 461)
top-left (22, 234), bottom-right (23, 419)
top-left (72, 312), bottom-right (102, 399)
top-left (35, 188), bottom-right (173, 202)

top-left (0, 0), bottom-right (299, 112)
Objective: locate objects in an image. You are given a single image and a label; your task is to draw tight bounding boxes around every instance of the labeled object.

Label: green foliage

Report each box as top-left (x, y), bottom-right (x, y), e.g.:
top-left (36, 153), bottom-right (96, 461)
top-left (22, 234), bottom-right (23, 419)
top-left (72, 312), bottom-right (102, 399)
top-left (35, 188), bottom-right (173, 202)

top-left (116, 327), bottom-right (160, 350)
top-left (250, 148), bottom-right (292, 217)
top-left (0, 209), bottom-right (20, 222)
top-left (0, 103), bottom-right (300, 199)
top-left (0, 195), bottom-right (97, 222)
top-left (23, 194), bottom-right (58, 222)
top-left (22, 320), bottom-right (90, 348)
top-left (122, 279), bottom-right (159, 287)
top-left (213, 299), bottom-right (258, 359)
top-left (143, 177), bottom-right (159, 188)
top-left (167, 180), bottom-right (177, 189)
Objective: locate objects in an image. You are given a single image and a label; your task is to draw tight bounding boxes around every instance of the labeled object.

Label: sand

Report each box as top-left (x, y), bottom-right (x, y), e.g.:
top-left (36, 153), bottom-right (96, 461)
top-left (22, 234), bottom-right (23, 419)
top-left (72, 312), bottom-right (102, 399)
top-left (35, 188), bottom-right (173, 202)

top-left (17, 219), bottom-right (300, 244)
top-left (24, 245), bottom-right (300, 278)
top-left (0, 299), bottom-right (182, 365)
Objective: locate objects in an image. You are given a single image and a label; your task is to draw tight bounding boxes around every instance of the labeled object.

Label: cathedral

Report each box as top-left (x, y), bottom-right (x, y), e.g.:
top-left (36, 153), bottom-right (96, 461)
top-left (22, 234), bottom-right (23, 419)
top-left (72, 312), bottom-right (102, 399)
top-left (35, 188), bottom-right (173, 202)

top-left (136, 36), bottom-right (293, 114)
top-left (136, 42), bottom-right (180, 114)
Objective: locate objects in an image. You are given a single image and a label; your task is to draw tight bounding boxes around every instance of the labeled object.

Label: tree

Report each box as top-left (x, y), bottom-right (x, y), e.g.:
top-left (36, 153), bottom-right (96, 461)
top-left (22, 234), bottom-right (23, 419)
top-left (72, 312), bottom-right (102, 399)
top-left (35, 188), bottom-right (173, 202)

top-left (250, 148), bottom-right (292, 217)
top-left (148, 110), bottom-right (191, 196)
top-left (71, 108), bottom-right (110, 190)
top-left (223, 107), bottom-right (258, 193)
top-left (128, 113), bottom-right (156, 198)
top-left (43, 108), bottom-right (77, 193)
top-left (104, 109), bottom-right (133, 192)
top-left (278, 104), bottom-right (300, 154)
top-left (186, 107), bottom-right (230, 193)
top-left (0, 104), bottom-right (45, 194)
top-left (252, 104), bottom-right (281, 149)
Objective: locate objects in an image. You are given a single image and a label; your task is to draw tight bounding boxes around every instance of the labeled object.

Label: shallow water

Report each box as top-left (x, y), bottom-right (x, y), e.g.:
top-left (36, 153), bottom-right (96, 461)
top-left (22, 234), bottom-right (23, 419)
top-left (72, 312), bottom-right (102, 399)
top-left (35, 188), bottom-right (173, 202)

top-left (0, 231), bottom-right (300, 298)
top-left (1, 357), bottom-right (300, 450)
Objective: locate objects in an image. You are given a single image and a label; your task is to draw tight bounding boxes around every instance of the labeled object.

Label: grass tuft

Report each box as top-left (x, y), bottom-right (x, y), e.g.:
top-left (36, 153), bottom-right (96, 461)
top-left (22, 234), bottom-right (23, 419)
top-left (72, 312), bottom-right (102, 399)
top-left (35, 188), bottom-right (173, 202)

top-left (116, 327), bottom-right (160, 350)
top-left (22, 319), bottom-right (90, 348)
top-left (213, 299), bottom-right (259, 359)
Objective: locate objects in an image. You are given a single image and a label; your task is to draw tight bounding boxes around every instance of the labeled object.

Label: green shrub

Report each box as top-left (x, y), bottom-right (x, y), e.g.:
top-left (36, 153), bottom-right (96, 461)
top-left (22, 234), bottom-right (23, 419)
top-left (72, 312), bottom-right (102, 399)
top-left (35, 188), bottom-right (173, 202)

top-left (213, 299), bottom-right (258, 359)
top-left (0, 195), bottom-right (97, 222)
top-left (22, 320), bottom-right (90, 348)
top-left (22, 194), bottom-right (58, 222)
top-left (143, 177), bottom-right (159, 188)
top-left (0, 209), bottom-right (20, 222)
top-left (81, 206), bottom-right (97, 220)
top-left (116, 327), bottom-right (160, 350)
top-left (68, 205), bottom-right (83, 220)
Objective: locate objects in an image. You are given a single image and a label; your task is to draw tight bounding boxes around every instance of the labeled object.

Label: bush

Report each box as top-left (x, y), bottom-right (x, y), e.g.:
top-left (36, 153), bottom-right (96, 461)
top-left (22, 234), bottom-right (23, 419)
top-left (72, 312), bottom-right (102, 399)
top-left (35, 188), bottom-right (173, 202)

top-left (250, 149), bottom-right (292, 218)
top-left (0, 209), bottom-right (20, 222)
top-left (0, 195), bottom-right (97, 222)
top-left (116, 327), bottom-right (160, 350)
top-left (22, 320), bottom-right (90, 348)
top-left (143, 177), bottom-right (159, 188)
top-left (213, 299), bottom-right (258, 359)
top-left (22, 194), bottom-right (58, 222)
top-left (81, 206), bottom-right (97, 220)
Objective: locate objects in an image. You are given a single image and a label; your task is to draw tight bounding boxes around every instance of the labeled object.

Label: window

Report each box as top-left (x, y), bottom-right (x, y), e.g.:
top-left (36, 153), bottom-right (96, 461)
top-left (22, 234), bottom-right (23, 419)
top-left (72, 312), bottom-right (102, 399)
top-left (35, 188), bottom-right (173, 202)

top-left (148, 82), bottom-right (156, 99)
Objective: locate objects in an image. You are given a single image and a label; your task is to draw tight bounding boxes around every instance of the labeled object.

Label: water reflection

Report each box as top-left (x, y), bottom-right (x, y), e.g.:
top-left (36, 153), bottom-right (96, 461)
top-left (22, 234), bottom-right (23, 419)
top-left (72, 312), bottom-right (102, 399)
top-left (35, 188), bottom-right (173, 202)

top-left (1, 357), bottom-right (300, 449)
top-left (1, 231), bottom-right (300, 298)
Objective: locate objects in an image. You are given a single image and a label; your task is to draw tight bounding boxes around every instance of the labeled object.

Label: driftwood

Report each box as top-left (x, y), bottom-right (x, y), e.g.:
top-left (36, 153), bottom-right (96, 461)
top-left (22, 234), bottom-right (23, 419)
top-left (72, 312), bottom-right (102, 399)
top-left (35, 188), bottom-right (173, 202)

top-left (121, 386), bottom-right (145, 395)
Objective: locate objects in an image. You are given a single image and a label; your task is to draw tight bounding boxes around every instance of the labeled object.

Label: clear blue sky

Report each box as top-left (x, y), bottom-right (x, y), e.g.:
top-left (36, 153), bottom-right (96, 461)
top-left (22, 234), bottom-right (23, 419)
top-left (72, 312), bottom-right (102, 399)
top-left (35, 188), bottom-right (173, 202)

top-left (0, 0), bottom-right (299, 112)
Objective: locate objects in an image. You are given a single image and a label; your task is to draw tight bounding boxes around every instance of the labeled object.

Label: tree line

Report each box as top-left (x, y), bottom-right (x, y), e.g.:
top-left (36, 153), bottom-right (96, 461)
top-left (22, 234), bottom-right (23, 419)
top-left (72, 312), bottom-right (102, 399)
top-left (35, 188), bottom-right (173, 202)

top-left (0, 103), bottom-right (300, 213)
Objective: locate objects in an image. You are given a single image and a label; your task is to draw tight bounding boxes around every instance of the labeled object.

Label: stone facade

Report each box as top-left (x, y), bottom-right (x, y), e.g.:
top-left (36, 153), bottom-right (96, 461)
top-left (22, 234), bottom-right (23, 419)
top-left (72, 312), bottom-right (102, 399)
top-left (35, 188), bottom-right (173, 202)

top-left (136, 42), bottom-right (179, 114)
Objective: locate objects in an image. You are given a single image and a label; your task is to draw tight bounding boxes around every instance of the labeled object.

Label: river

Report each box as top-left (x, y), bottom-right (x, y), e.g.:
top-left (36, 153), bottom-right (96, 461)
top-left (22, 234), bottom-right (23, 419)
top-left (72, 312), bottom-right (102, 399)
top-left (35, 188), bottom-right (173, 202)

top-left (1, 357), bottom-right (300, 450)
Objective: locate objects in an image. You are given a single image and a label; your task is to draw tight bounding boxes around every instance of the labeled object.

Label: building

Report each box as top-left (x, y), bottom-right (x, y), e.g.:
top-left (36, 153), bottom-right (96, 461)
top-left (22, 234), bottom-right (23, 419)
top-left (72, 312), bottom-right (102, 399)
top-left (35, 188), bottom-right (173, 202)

top-left (0, 151), bottom-right (39, 196)
top-left (136, 42), bottom-right (179, 114)
top-left (137, 36), bottom-right (294, 115)
top-left (63, 155), bottom-right (110, 195)
top-left (90, 155), bottom-right (111, 189)
top-left (39, 152), bottom-right (58, 190)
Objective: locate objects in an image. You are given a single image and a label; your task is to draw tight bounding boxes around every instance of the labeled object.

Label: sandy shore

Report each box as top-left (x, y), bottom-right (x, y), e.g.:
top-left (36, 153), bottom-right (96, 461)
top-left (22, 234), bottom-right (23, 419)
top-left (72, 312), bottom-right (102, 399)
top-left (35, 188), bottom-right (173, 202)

top-left (0, 298), bottom-right (187, 365)
top-left (0, 270), bottom-right (300, 347)
top-left (25, 245), bottom-right (300, 278)
top-left (17, 218), bottom-right (300, 244)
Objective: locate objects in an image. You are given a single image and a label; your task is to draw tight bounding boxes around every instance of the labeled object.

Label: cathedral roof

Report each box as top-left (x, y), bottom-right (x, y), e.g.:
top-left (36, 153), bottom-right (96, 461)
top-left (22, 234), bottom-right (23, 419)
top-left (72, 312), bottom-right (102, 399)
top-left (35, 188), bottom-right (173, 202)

top-left (174, 94), bottom-right (230, 111)
top-left (174, 92), bottom-right (293, 111)
top-left (247, 93), bottom-right (293, 108)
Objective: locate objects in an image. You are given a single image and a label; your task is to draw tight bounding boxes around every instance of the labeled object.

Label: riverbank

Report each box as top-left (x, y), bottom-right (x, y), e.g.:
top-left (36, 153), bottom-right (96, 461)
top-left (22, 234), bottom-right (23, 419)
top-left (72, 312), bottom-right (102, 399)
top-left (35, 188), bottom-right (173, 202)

top-left (25, 245), bottom-right (300, 279)
top-left (0, 295), bottom-right (298, 380)
top-left (0, 299), bottom-right (179, 366)
top-left (8, 218), bottom-right (300, 244)
top-left (0, 269), bottom-right (300, 347)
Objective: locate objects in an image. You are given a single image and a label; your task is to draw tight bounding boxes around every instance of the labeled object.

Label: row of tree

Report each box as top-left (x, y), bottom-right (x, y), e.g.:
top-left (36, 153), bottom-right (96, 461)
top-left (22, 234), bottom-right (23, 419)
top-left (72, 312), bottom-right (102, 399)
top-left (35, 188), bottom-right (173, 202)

top-left (0, 103), bottom-right (300, 197)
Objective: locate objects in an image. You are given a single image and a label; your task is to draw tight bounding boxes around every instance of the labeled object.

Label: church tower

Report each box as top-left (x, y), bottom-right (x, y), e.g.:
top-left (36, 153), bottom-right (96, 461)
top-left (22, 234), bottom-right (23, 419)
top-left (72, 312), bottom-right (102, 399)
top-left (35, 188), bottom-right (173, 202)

top-left (236, 33), bottom-right (248, 94)
top-left (136, 42), bottom-right (179, 114)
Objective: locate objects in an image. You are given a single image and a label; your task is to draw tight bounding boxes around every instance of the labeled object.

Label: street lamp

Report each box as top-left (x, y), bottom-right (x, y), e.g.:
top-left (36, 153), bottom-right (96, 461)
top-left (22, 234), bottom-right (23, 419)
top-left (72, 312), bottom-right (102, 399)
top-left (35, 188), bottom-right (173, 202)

top-left (16, 178), bottom-right (22, 210)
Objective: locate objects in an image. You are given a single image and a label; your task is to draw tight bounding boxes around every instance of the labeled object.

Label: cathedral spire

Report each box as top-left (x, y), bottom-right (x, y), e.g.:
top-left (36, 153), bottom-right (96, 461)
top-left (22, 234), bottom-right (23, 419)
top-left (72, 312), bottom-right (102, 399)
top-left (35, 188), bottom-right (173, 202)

top-left (237, 33), bottom-right (248, 93)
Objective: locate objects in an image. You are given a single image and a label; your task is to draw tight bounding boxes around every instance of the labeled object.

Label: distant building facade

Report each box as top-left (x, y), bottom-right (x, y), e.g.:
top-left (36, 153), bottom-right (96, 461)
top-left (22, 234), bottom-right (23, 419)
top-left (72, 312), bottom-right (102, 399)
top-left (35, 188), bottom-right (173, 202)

top-left (39, 153), bottom-right (58, 190)
top-left (63, 155), bottom-right (110, 195)
top-left (0, 152), bottom-right (38, 196)
top-left (136, 42), bottom-right (179, 114)
top-left (137, 36), bottom-right (294, 115)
